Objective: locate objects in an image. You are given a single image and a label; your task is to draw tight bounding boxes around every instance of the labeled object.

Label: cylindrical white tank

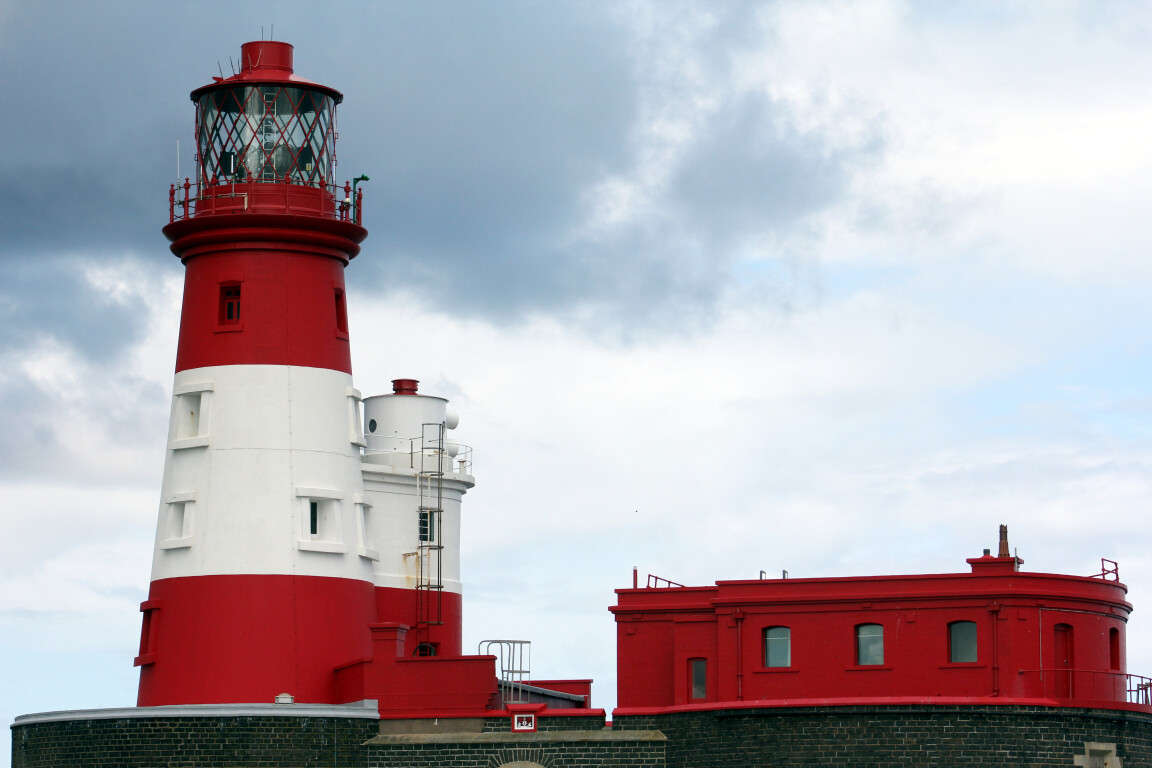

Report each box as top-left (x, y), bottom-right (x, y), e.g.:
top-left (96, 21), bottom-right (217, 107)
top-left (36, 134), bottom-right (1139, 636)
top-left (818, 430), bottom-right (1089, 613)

top-left (363, 378), bottom-right (451, 461)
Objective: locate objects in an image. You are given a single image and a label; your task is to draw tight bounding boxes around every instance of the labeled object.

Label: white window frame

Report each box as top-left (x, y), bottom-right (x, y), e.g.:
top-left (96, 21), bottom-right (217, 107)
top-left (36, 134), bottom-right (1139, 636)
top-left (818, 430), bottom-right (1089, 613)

top-left (169, 382), bottom-right (213, 449)
top-left (295, 486), bottom-right (346, 554)
top-left (353, 495), bottom-right (378, 560)
top-left (158, 491), bottom-right (196, 549)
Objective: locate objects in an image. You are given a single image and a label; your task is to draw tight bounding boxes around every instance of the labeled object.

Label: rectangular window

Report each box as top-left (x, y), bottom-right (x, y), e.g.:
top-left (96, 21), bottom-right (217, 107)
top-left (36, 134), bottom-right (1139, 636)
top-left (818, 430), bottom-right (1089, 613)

top-left (170, 383), bottom-right (212, 448)
top-left (334, 287), bottom-right (348, 336)
top-left (166, 501), bottom-right (190, 539)
top-left (1110, 627), bottom-right (1121, 670)
top-left (219, 284), bottom-right (241, 324)
top-left (764, 626), bottom-right (791, 668)
top-left (174, 392), bottom-right (202, 440)
top-left (159, 494), bottom-right (195, 549)
top-left (856, 623), bottom-right (884, 665)
top-left (949, 621), bottom-right (978, 663)
top-left (689, 658), bottom-right (707, 700)
top-left (419, 509), bottom-right (436, 543)
top-left (295, 488), bottom-right (346, 553)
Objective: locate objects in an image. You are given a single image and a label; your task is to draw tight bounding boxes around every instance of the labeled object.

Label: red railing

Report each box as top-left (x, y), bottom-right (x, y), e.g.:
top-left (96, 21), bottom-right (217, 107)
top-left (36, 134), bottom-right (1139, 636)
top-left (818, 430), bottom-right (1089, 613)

top-left (646, 574), bottom-right (686, 589)
top-left (168, 178), bottom-right (362, 224)
top-left (1017, 668), bottom-right (1151, 705)
top-left (1092, 558), bottom-right (1120, 581)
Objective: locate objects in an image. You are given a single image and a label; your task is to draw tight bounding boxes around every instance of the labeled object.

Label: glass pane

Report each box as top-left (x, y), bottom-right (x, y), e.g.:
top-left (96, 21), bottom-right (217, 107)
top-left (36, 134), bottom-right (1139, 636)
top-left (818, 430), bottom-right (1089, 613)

top-left (690, 658), bottom-right (706, 699)
top-left (765, 627), bottom-right (791, 668)
top-left (856, 624), bottom-right (884, 665)
top-left (198, 86), bottom-right (335, 186)
top-left (949, 621), bottom-right (977, 663)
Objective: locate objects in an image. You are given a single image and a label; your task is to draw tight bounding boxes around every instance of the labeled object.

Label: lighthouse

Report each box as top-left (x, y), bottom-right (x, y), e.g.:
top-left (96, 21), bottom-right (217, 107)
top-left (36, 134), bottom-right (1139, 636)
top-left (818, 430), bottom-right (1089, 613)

top-left (136, 40), bottom-right (474, 707)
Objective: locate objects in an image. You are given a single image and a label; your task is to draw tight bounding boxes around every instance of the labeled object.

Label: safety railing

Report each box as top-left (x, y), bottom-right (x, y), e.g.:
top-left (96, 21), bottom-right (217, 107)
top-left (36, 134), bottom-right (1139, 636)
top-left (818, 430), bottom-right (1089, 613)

top-left (1017, 668), bottom-right (1152, 705)
top-left (646, 574), bottom-right (686, 589)
top-left (361, 435), bottom-right (473, 476)
top-left (168, 178), bottom-right (363, 224)
top-left (479, 640), bottom-right (530, 705)
top-left (1092, 558), bottom-right (1120, 581)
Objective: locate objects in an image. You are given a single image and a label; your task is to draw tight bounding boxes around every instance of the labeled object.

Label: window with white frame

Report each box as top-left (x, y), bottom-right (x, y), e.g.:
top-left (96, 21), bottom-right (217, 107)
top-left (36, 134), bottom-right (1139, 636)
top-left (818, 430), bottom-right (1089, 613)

top-left (295, 487), bottom-right (346, 553)
top-left (354, 498), bottom-right (378, 560)
top-left (170, 382), bottom-right (213, 448)
top-left (159, 492), bottom-right (195, 549)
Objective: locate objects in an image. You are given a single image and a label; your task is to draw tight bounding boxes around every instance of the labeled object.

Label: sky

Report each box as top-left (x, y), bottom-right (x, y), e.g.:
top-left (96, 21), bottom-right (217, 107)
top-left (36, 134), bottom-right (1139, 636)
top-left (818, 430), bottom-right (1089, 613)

top-left (4, 0), bottom-right (1152, 762)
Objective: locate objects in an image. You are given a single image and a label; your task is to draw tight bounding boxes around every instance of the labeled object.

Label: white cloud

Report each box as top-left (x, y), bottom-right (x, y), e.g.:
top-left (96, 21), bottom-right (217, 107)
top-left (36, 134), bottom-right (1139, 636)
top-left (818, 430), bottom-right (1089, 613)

top-left (6, 4), bottom-right (1152, 766)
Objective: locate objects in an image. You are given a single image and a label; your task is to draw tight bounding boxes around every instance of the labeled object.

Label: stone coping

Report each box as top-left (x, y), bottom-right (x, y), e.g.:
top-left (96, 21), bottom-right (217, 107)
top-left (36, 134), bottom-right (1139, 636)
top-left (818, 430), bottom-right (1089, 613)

top-left (367, 729), bottom-right (666, 744)
top-left (12, 700), bottom-right (380, 726)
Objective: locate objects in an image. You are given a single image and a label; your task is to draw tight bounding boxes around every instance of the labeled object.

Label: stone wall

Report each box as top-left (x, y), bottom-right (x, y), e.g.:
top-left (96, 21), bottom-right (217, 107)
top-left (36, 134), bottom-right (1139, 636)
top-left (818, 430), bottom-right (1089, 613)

top-left (613, 704), bottom-right (1152, 767)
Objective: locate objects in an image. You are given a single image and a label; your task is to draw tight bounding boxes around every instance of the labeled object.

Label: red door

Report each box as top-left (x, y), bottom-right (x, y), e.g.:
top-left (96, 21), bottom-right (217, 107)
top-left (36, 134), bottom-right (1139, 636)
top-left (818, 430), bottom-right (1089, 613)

top-left (1053, 624), bottom-right (1073, 698)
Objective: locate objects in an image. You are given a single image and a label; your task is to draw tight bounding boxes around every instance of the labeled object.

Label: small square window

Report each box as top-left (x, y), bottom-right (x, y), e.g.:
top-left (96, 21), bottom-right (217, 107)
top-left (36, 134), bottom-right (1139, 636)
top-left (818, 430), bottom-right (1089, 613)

top-left (295, 488), bottom-right (346, 554)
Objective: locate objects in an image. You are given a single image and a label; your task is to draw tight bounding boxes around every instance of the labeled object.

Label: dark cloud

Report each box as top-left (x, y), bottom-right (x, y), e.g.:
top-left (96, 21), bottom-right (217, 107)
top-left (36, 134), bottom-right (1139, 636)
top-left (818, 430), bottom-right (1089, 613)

top-left (670, 94), bottom-right (862, 239)
top-left (0, 257), bottom-right (149, 361)
top-left (0, 1), bottom-right (883, 336)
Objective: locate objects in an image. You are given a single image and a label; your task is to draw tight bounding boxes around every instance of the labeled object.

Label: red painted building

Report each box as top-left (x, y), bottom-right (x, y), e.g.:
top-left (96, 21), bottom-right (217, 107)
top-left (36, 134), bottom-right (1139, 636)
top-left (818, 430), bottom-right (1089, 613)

top-left (612, 529), bottom-right (1150, 714)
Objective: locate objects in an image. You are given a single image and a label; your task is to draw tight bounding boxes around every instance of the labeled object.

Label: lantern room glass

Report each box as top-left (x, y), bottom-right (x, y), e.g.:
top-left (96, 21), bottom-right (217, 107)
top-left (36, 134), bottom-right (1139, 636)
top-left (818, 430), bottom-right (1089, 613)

top-left (196, 85), bottom-right (336, 187)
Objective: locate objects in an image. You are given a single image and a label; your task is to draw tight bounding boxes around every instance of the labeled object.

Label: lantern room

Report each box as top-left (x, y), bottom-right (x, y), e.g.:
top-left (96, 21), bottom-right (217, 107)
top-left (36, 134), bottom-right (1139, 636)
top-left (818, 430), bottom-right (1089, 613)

top-left (172, 41), bottom-right (359, 222)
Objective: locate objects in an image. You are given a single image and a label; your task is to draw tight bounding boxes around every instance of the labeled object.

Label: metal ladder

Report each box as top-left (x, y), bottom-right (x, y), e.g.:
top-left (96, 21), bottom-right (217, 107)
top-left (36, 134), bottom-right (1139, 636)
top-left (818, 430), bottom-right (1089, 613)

top-left (415, 422), bottom-right (446, 638)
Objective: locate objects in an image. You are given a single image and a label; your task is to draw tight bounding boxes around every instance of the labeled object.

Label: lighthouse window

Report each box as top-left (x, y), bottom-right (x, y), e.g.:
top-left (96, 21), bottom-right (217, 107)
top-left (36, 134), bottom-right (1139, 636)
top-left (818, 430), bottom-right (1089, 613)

top-left (170, 383), bottom-right (212, 448)
top-left (167, 501), bottom-right (189, 539)
top-left (159, 493), bottom-right (195, 549)
top-left (303, 497), bottom-right (340, 543)
top-left (949, 621), bottom-right (978, 663)
top-left (763, 626), bottom-right (791, 668)
top-left (334, 288), bottom-right (348, 336)
top-left (295, 489), bottom-right (347, 553)
top-left (219, 284), bottom-right (241, 325)
top-left (856, 623), bottom-right (884, 665)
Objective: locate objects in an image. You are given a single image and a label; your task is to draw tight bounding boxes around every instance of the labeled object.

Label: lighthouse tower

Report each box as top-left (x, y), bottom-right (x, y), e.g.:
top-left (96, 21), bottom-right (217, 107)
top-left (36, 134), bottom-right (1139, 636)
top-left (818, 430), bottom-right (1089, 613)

top-left (136, 40), bottom-right (473, 708)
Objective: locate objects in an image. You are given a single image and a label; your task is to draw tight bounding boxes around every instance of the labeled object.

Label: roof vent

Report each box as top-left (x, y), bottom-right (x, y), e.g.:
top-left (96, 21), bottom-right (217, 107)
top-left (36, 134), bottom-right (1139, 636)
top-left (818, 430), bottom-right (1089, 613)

top-left (392, 378), bottom-right (419, 396)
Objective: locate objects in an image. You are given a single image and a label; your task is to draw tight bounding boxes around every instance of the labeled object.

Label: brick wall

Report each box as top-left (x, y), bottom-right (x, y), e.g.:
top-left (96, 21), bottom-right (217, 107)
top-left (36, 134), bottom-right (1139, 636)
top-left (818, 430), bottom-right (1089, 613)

top-left (366, 731), bottom-right (667, 768)
top-left (614, 704), bottom-right (1152, 768)
top-left (14, 704), bottom-right (1152, 767)
top-left (11, 715), bottom-right (378, 768)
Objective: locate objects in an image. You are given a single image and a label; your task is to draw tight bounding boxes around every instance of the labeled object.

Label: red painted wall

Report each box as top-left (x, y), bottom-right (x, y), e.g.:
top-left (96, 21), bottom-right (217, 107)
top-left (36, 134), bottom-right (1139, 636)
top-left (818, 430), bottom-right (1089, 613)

top-left (170, 244), bottom-right (353, 374)
top-left (375, 587), bottom-right (463, 657)
top-left (137, 574), bottom-right (376, 706)
top-left (612, 556), bottom-right (1137, 711)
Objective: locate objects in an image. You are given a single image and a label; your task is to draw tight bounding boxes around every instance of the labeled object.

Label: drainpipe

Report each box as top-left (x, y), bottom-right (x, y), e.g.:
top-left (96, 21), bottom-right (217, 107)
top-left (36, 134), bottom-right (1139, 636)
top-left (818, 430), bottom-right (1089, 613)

top-left (734, 609), bottom-right (745, 701)
top-left (989, 601), bottom-right (1001, 696)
